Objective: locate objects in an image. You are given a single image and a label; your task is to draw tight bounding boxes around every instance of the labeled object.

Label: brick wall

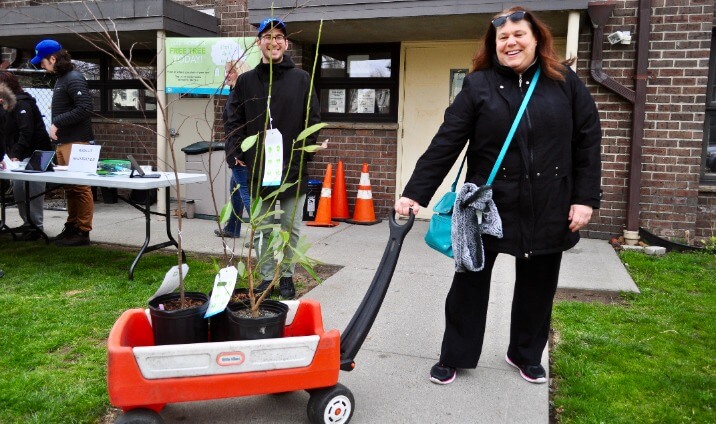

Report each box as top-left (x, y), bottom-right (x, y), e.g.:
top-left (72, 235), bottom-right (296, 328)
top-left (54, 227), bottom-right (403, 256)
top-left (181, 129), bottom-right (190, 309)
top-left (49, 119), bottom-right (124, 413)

top-left (93, 119), bottom-right (158, 168)
top-left (309, 126), bottom-right (398, 218)
top-left (577, 0), bottom-right (713, 240)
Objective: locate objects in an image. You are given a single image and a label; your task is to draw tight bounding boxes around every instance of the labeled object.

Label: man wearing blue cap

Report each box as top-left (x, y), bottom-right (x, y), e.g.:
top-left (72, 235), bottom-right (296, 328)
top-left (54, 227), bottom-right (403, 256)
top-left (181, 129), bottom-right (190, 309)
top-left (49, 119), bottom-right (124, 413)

top-left (224, 18), bottom-right (321, 299)
top-left (31, 39), bottom-right (95, 246)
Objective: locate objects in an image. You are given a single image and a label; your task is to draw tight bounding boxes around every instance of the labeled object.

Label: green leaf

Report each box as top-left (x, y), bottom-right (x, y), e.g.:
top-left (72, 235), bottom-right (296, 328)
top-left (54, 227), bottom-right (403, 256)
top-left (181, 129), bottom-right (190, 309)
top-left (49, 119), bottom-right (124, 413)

top-left (219, 202), bottom-right (233, 224)
top-left (296, 122), bottom-right (327, 142)
top-left (241, 133), bottom-right (259, 152)
top-left (299, 144), bottom-right (324, 153)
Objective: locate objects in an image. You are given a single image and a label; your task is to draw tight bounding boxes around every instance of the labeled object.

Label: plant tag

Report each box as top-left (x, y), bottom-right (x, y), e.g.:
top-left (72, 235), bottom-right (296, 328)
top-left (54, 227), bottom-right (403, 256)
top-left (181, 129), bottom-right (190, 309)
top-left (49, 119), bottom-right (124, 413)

top-left (262, 128), bottom-right (283, 186)
top-left (204, 266), bottom-right (238, 318)
top-left (149, 264), bottom-right (189, 301)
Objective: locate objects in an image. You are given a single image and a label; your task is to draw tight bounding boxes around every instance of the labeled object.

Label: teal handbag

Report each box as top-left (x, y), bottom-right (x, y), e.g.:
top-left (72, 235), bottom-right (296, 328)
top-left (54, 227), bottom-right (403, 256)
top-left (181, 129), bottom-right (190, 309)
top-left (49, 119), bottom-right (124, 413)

top-left (423, 67), bottom-right (541, 258)
top-left (424, 155), bottom-right (467, 257)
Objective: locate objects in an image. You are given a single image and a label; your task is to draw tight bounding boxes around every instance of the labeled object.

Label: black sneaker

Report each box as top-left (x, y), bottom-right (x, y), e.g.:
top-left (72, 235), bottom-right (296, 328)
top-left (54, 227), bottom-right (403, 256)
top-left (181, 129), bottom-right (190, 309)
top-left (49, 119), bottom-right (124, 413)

top-left (429, 362), bottom-right (456, 385)
top-left (279, 276), bottom-right (296, 300)
top-left (19, 231), bottom-right (42, 241)
top-left (54, 223), bottom-right (77, 241)
top-left (505, 355), bottom-right (547, 384)
top-left (214, 228), bottom-right (240, 238)
top-left (55, 230), bottom-right (90, 247)
top-left (256, 279), bottom-right (273, 293)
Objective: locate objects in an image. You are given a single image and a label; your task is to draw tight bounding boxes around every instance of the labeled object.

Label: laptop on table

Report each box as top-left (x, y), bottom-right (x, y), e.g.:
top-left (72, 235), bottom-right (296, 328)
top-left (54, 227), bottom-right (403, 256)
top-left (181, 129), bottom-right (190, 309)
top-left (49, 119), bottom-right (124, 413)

top-left (11, 150), bottom-right (56, 173)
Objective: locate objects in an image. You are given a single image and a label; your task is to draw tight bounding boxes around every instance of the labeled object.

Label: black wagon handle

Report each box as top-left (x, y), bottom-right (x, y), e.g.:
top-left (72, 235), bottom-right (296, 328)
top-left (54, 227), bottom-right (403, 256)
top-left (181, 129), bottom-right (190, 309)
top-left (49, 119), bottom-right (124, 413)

top-left (339, 210), bottom-right (414, 371)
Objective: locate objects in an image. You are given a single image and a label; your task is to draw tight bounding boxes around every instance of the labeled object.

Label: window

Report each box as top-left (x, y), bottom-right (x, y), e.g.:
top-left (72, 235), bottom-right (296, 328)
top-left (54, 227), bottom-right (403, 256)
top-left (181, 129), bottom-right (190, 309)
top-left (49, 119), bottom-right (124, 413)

top-left (703, 28), bottom-right (716, 180)
top-left (73, 53), bottom-right (157, 118)
top-left (315, 43), bottom-right (399, 122)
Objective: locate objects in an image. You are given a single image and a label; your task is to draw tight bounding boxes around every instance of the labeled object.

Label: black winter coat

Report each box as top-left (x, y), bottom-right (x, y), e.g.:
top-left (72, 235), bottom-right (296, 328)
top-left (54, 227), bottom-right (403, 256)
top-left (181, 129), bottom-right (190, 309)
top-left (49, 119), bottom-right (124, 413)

top-left (4, 92), bottom-right (51, 160)
top-left (51, 70), bottom-right (94, 144)
top-left (225, 55), bottom-right (320, 198)
top-left (402, 61), bottom-right (602, 258)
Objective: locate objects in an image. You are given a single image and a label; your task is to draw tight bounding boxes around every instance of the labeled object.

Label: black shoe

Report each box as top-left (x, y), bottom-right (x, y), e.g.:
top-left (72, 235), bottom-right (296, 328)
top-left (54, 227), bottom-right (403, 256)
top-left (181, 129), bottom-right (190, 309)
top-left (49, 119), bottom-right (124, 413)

top-left (19, 231), bottom-right (42, 241)
top-left (256, 279), bottom-right (273, 293)
top-left (55, 230), bottom-right (90, 247)
top-left (279, 276), bottom-right (296, 300)
top-left (54, 223), bottom-right (77, 241)
top-left (505, 355), bottom-right (547, 384)
top-left (214, 228), bottom-right (240, 238)
top-left (429, 362), bottom-right (456, 385)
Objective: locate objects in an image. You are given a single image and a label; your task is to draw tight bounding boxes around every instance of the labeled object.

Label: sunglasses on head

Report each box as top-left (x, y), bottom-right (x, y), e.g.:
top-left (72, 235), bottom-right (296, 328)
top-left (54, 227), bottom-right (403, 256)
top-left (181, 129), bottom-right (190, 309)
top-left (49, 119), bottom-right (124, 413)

top-left (491, 10), bottom-right (527, 28)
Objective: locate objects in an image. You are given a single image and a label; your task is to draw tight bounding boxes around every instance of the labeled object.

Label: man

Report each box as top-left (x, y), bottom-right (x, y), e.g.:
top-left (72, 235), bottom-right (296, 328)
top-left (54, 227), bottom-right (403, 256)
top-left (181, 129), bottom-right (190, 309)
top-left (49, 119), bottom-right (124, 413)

top-left (31, 39), bottom-right (95, 246)
top-left (217, 60), bottom-right (251, 238)
top-left (225, 18), bottom-right (321, 299)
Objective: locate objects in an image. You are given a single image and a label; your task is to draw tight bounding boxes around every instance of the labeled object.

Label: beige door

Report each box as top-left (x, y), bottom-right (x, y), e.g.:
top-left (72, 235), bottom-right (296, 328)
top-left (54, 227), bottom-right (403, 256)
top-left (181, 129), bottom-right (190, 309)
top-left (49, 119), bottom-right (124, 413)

top-left (398, 42), bottom-right (477, 219)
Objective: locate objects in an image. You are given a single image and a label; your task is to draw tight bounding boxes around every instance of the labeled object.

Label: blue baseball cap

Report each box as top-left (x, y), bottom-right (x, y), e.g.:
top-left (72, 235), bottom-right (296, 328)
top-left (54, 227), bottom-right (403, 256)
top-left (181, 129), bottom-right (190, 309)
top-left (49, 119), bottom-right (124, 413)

top-left (257, 18), bottom-right (286, 37)
top-left (30, 39), bottom-right (62, 66)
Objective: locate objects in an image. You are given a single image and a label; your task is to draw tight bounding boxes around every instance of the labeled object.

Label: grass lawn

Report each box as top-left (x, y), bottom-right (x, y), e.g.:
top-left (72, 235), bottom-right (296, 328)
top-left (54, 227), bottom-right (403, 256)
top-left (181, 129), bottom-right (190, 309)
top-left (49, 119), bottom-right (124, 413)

top-left (0, 241), bottom-right (219, 424)
top-left (551, 250), bottom-right (716, 423)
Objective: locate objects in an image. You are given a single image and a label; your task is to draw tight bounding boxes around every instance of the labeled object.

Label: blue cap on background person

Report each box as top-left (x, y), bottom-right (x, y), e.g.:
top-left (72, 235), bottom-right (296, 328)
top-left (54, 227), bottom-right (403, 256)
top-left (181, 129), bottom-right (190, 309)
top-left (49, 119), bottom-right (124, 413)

top-left (257, 18), bottom-right (286, 37)
top-left (30, 39), bottom-right (62, 66)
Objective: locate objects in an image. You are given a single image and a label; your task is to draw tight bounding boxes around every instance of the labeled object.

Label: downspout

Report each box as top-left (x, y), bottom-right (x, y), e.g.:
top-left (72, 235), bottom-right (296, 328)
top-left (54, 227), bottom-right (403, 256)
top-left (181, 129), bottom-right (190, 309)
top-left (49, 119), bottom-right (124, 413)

top-left (588, 0), bottom-right (652, 233)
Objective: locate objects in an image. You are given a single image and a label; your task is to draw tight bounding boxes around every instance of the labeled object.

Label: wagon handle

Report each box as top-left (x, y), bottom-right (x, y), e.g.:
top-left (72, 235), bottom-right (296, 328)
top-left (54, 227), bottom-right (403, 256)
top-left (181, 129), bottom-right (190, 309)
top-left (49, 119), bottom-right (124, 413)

top-left (339, 209), bottom-right (414, 371)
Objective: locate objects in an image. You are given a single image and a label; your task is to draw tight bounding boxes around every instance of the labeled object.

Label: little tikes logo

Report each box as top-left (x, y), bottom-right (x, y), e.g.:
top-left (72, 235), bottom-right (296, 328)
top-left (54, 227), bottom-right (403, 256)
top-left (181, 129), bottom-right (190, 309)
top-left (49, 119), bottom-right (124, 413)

top-left (217, 351), bottom-right (245, 366)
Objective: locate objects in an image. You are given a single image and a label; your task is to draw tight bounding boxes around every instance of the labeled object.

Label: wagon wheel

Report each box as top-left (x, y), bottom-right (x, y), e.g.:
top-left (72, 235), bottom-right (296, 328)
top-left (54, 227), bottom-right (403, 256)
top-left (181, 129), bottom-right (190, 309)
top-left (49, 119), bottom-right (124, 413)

top-left (307, 383), bottom-right (354, 424)
top-left (115, 408), bottom-right (164, 424)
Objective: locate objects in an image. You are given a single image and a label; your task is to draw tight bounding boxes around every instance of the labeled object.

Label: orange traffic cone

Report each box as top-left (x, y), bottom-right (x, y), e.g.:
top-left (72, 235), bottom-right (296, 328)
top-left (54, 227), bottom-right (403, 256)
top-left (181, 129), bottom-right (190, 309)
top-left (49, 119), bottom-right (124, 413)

top-left (331, 161), bottom-right (350, 221)
top-left (306, 164), bottom-right (339, 227)
top-left (346, 163), bottom-right (382, 225)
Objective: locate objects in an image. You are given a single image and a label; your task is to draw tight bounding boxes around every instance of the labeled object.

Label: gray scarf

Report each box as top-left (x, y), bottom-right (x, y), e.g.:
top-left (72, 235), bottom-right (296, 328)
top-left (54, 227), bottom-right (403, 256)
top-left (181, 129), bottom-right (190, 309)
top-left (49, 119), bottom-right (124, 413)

top-left (451, 183), bottom-right (503, 272)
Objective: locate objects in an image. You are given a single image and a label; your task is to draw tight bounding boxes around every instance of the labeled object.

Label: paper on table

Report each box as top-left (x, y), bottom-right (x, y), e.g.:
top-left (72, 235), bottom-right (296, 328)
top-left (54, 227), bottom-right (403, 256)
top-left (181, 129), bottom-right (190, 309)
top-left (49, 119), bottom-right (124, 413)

top-left (204, 266), bottom-right (239, 318)
top-left (149, 264), bottom-right (189, 301)
top-left (2, 155), bottom-right (21, 170)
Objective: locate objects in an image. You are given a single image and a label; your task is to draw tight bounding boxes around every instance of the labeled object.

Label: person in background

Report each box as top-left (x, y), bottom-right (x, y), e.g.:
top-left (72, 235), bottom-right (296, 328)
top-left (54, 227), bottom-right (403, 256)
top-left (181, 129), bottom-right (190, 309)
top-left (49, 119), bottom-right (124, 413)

top-left (217, 59), bottom-right (252, 238)
top-left (395, 6), bottom-right (601, 385)
top-left (224, 18), bottom-right (321, 299)
top-left (0, 72), bottom-right (52, 241)
top-left (31, 39), bottom-right (95, 247)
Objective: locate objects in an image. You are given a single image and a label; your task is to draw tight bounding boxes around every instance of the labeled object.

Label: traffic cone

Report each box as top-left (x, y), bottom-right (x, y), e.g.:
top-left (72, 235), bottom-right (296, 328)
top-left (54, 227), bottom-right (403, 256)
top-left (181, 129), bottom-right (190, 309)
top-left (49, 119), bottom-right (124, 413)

top-left (346, 163), bottom-right (382, 225)
top-left (331, 160), bottom-right (350, 221)
top-left (306, 164), bottom-right (339, 227)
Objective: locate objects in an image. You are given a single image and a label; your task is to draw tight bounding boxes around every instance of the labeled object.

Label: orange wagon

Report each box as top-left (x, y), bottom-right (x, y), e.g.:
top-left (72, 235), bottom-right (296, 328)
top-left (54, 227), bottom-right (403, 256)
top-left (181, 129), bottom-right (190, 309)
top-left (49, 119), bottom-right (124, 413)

top-left (107, 213), bottom-right (414, 424)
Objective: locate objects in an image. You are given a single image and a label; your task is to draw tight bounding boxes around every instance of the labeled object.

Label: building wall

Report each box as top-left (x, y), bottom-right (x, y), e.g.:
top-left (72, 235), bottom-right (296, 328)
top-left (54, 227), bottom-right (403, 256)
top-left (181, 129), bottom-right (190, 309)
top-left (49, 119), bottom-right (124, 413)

top-left (576, 0), bottom-right (714, 240)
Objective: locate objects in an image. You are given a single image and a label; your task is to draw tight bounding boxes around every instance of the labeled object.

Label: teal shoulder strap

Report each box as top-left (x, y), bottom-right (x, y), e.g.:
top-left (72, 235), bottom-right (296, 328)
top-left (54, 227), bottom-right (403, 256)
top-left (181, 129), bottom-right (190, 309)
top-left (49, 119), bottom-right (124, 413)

top-left (486, 66), bottom-right (541, 186)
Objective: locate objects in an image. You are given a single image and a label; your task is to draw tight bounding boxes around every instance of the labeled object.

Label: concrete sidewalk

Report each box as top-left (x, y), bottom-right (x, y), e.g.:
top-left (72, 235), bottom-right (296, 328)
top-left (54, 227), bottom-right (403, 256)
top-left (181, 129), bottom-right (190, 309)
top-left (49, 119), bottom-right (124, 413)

top-left (3, 201), bottom-right (638, 423)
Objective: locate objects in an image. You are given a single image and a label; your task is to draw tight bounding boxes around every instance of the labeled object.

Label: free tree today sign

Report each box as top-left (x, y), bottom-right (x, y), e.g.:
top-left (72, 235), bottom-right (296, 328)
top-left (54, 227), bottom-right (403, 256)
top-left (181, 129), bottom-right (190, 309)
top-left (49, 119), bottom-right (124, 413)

top-left (165, 37), bottom-right (261, 95)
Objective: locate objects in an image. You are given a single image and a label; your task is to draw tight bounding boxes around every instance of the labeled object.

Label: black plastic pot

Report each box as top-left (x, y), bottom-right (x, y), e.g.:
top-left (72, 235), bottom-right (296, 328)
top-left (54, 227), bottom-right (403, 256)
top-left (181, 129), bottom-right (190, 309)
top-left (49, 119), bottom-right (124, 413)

top-left (209, 288), bottom-right (260, 342)
top-left (148, 292), bottom-right (209, 345)
top-left (226, 299), bottom-right (289, 341)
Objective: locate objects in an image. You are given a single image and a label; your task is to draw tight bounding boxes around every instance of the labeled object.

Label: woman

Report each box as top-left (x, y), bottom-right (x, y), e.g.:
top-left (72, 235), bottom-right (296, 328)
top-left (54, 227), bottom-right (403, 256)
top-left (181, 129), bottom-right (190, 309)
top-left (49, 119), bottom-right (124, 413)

top-left (0, 72), bottom-right (51, 240)
top-left (30, 39), bottom-right (95, 246)
top-left (395, 7), bottom-right (601, 385)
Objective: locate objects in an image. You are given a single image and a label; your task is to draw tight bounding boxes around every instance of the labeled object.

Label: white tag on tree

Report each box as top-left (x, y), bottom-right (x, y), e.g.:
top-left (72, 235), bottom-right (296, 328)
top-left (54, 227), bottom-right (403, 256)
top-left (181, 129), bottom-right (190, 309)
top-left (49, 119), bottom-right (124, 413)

top-left (149, 264), bottom-right (189, 301)
top-left (262, 128), bottom-right (283, 186)
top-left (204, 266), bottom-right (239, 318)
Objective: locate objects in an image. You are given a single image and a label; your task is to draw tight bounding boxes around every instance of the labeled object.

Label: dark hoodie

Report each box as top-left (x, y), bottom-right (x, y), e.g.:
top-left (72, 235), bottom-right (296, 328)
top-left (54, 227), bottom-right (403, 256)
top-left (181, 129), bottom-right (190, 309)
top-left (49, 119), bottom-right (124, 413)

top-left (4, 92), bottom-right (51, 160)
top-left (224, 54), bottom-right (321, 198)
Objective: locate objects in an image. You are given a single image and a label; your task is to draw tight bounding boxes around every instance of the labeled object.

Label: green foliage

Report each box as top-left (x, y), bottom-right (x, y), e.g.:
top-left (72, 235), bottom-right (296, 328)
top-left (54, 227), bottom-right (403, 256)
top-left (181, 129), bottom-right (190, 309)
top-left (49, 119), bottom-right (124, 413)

top-left (551, 251), bottom-right (716, 423)
top-left (0, 242), bottom-right (218, 423)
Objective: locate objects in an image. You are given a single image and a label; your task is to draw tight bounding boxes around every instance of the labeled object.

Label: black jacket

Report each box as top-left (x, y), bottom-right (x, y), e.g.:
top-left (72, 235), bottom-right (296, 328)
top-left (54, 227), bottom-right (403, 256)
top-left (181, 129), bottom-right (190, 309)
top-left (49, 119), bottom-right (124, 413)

top-left (222, 86), bottom-right (240, 169)
top-left (403, 60), bottom-right (602, 258)
top-left (51, 70), bottom-right (94, 144)
top-left (225, 55), bottom-right (321, 197)
top-left (4, 92), bottom-right (51, 160)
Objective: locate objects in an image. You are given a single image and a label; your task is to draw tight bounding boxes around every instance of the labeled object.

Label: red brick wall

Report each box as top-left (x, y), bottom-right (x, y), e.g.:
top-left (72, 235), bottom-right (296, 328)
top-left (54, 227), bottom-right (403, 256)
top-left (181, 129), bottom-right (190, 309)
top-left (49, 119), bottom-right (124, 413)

top-left (577, 0), bottom-right (713, 240)
top-left (92, 119), bottom-right (158, 168)
top-left (696, 188), bottom-right (716, 238)
top-left (308, 126), bottom-right (398, 218)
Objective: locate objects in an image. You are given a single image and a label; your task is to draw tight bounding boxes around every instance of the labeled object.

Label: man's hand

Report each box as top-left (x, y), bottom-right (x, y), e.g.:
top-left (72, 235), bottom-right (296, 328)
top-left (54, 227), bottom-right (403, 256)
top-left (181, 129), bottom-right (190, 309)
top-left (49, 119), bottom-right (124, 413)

top-left (50, 124), bottom-right (58, 141)
top-left (395, 197), bottom-right (420, 216)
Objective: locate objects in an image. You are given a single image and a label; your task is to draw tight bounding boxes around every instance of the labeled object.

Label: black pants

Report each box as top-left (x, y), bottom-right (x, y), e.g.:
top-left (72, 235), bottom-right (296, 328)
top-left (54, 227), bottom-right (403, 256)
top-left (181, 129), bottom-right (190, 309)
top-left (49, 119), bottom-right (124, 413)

top-left (439, 250), bottom-right (563, 368)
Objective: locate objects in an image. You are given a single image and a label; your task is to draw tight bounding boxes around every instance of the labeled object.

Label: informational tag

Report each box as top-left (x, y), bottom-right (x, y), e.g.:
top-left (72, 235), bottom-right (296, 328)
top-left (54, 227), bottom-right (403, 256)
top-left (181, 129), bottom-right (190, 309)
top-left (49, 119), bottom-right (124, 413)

top-left (149, 264), bottom-right (189, 301)
top-left (262, 128), bottom-right (283, 186)
top-left (204, 266), bottom-right (239, 318)
top-left (68, 144), bottom-right (101, 173)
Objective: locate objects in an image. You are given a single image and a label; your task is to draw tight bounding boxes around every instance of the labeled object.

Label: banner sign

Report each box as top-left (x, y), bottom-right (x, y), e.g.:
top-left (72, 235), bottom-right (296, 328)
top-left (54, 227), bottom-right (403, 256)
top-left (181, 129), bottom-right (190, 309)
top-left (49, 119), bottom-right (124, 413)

top-left (165, 37), bottom-right (261, 95)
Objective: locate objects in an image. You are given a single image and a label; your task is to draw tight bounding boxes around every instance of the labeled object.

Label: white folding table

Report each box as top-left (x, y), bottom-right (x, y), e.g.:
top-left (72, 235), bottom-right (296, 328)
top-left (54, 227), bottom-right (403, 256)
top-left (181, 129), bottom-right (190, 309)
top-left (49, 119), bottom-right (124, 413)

top-left (0, 170), bottom-right (206, 280)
